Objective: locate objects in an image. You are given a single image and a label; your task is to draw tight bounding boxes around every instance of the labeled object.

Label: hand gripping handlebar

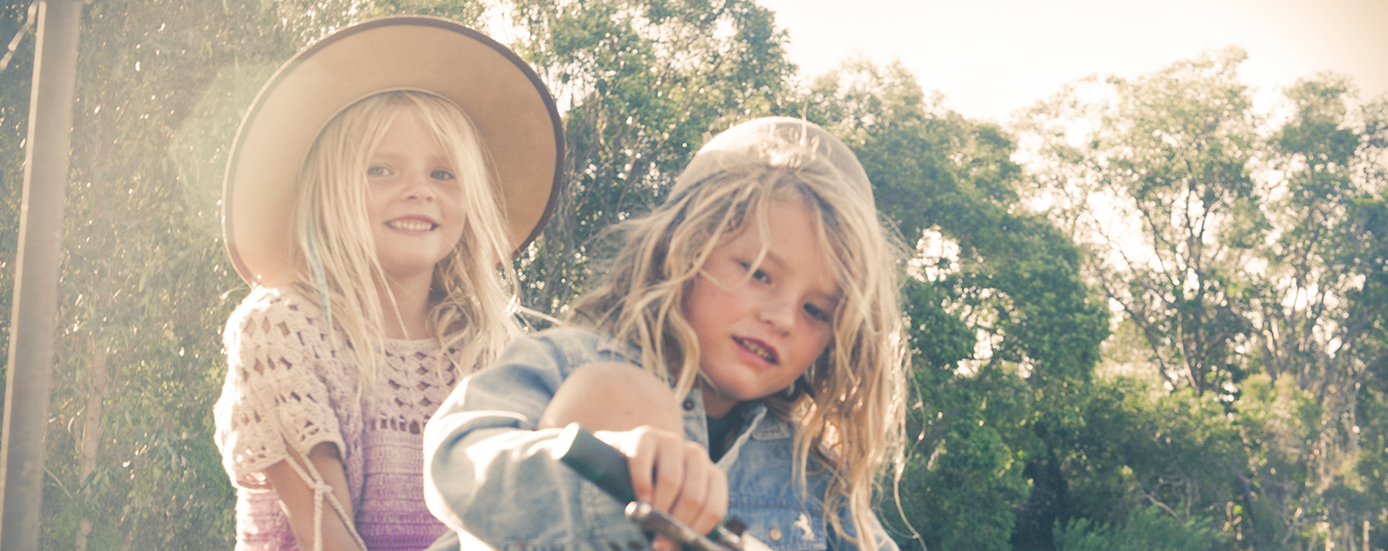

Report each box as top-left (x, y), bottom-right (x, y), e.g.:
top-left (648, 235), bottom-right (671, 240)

top-left (552, 423), bottom-right (773, 551)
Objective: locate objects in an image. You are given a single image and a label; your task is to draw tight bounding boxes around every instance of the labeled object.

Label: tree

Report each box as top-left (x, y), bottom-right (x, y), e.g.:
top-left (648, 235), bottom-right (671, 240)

top-left (1018, 47), bottom-right (1260, 402)
top-left (509, 0), bottom-right (796, 313)
top-left (1235, 75), bottom-right (1388, 550)
top-left (8, 1), bottom-right (1382, 548)
top-left (1, 1), bottom-right (491, 547)
top-left (3, 0), bottom-right (801, 545)
top-left (1015, 49), bottom-right (1388, 549)
top-left (31, 1), bottom-right (327, 547)
top-left (1053, 505), bottom-right (1222, 551)
top-left (805, 58), bottom-right (1109, 550)
top-left (0, 0), bottom-right (35, 416)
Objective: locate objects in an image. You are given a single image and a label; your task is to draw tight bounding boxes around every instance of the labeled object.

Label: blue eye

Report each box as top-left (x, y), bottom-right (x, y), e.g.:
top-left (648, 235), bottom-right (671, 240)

top-left (366, 165), bottom-right (391, 177)
top-left (431, 169), bottom-right (455, 180)
top-left (804, 303), bottom-right (832, 323)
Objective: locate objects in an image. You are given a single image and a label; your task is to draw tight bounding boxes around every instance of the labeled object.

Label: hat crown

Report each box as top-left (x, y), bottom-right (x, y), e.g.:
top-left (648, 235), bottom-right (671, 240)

top-left (673, 117), bottom-right (873, 205)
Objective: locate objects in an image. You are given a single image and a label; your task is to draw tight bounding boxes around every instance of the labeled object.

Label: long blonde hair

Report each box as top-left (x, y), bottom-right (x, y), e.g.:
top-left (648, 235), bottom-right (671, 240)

top-left (571, 118), bottom-right (907, 549)
top-left (293, 90), bottom-right (519, 396)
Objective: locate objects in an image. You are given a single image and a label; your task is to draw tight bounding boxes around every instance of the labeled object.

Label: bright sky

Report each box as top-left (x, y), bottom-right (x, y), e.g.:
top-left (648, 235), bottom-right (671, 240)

top-left (756, 0), bottom-right (1388, 122)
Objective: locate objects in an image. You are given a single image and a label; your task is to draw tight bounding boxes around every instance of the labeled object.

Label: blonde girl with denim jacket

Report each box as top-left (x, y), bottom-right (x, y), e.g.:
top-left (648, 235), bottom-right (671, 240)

top-left (424, 117), bottom-right (907, 551)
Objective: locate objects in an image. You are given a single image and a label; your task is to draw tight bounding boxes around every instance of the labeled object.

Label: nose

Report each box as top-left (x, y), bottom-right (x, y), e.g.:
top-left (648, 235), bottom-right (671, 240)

top-left (404, 171), bottom-right (436, 201)
top-left (758, 293), bottom-right (795, 334)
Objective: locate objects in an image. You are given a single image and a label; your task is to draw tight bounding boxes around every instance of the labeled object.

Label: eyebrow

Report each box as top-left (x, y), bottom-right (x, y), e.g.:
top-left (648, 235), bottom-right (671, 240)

top-left (755, 248), bottom-right (842, 304)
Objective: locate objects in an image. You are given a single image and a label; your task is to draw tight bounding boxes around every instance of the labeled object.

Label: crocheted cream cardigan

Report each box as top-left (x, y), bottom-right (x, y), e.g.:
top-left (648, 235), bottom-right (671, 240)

top-left (214, 287), bottom-right (458, 551)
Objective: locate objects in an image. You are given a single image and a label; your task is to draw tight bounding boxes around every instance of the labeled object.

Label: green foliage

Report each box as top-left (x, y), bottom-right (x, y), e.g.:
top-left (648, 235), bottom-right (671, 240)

top-left (1054, 505), bottom-right (1224, 551)
top-left (511, 0), bottom-right (796, 312)
top-left (910, 420), bottom-right (1029, 550)
top-left (24, 0), bottom-right (315, 546)
top-left (805, 58), bottom-right (1112, 550)
top-left (892, 368), bottom-right (1032, 551)
top-left (4, 1), bottom-right (1386, 548)
top-left (1033, 47), bottom-right (1260, 402)
top-left (0, 0), bottom-right (33, 413)
top-left (1016, 47), bottom-right (1388, 549)
top-left (0, 0), bottom-right (498, 547)
top-left (2, 0), bottom-right (798, 546)
top-left (1236, 79), bottom-right (1386, 550)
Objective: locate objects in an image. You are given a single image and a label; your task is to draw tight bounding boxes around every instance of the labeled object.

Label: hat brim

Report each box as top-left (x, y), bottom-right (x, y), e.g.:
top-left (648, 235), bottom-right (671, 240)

top-left (222, 16), bottom-right (564, 285)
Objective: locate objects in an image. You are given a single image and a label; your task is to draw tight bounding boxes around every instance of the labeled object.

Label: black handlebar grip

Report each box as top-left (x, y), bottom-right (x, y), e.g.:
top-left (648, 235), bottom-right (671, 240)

top-left (553, 423), bottom-right (637, 504)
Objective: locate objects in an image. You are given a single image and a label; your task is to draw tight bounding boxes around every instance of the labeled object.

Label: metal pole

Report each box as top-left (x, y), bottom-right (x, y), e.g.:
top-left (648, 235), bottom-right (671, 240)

top-left (1, 1), bottom-right (82, 548)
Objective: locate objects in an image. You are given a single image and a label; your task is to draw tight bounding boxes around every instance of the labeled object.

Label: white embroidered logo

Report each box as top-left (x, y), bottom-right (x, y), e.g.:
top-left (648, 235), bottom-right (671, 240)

top-left (795, 513), bottom-right (814, 540)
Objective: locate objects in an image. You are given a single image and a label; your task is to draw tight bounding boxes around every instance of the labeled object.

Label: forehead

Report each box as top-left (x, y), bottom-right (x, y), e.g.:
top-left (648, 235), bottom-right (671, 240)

top-left (371, 108), bottom-right (447, 149)
top-left (725, 193), bottom-right (823, 246)
top-left (720, 198), bottom-right (840, 289)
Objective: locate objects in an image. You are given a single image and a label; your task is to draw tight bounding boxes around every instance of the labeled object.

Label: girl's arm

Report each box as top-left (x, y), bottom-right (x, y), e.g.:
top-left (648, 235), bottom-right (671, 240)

top-left (215, 290), bottom-right (362, 549)
top-left (262, 442), bottom-right (364, 551)
top-left (423, 332), bottom-right (652, 549)
top-left (539, 361), bottom-right (727, 549)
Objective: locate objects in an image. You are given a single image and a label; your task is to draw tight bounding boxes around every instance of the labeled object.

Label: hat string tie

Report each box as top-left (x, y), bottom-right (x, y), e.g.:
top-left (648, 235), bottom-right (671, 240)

top-left (282, 443), bottom-right (367, 551)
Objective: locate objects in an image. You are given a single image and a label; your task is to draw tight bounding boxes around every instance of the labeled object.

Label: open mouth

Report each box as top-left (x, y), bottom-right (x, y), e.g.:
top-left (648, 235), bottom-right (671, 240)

top-left (387, 219), bottom-right (436, 232)
top-left (733, 336), bottom-right (778, 365)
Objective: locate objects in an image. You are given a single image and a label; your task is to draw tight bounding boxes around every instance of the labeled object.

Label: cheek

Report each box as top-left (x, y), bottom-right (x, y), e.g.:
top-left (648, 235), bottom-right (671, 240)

top-left (449, 206), bottom-right (471, 238)
top-left (681, 282), bottom-right (708, 328)
top-left (800, 331), bottom-right (833, 365)
top-left (443, 192), bottom-right (468, 223)
top-left (683, 278), bottom-right (727, 335)
top-left (363, 191), bottom-right (387, 224)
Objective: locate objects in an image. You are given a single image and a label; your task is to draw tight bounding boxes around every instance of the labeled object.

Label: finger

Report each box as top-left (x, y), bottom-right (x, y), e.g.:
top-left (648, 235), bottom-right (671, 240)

top-left (615, 430), bottom-right (659, 503)
top-left (650, 534), bottom-right (679, 551)
top-left (666, 443), bottom-right (710, 529)
top-left (694, 463), bottom-right (729, 536)
top-left (648, 434), bottom-right (686, 512)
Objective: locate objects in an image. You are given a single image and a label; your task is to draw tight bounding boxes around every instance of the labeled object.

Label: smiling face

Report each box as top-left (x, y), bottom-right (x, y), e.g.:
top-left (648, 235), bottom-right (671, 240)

top-left (364, 108), bottom-right (466, 285)
top-left (684, 198), bottom-right (841, 418)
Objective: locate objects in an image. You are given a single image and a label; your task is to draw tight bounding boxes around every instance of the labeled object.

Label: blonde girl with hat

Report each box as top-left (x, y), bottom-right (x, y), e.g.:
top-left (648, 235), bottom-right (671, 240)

top-left (423, 117), bottom-right (905, 551)
top-left (213, 17), bottom-right (563, 551)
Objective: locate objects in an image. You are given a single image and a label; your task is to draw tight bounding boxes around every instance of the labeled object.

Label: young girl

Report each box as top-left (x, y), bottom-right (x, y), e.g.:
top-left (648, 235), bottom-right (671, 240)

top-left (423, 117), bottom-right (906, 550)
top-left (213, 17), bottom-right (563, 551)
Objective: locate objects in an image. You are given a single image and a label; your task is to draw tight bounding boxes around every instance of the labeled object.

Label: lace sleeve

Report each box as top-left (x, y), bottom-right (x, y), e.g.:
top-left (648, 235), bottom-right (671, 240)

top-left (214, 288), bottom-right (351, 489)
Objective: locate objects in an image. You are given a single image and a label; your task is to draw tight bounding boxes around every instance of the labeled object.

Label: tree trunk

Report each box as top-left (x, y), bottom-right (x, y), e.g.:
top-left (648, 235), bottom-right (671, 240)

top-left (74, 338), bottom-right (107, 551)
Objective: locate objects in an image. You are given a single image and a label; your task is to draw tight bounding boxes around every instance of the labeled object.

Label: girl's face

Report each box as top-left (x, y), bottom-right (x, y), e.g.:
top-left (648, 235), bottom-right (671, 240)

top-left (684, 199), bottom-right (841, 418)
top-left (364, 109), bottom-right (466, 284)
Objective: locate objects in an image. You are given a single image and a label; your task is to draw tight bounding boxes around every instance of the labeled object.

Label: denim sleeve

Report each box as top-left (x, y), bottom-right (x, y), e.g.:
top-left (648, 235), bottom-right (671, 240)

top-left (422, 333), bottom-right (651, 551)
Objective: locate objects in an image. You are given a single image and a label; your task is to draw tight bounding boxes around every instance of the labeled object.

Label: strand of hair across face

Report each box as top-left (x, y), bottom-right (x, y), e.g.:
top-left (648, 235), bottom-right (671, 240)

top-left (306, 223), bottom-right (333, 334)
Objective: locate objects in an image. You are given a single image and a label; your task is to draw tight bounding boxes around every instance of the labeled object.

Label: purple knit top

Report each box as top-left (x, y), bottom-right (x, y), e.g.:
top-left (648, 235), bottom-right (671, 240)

top-left (215, 288), bottom-right (456, 550)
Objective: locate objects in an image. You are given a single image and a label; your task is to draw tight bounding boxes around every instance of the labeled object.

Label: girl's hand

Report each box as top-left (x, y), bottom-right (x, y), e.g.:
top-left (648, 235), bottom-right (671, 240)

top-left (597, 427), bottom-right (728, 551)
top-left (540, 362), bottom-right (726, 549)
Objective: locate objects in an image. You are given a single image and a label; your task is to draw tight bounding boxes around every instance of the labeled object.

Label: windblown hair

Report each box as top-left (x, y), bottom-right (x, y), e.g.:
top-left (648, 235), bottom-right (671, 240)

top-left (292, 90), bottom-right (519, 397)
top-left (570, 120), bottom-right (907, 549)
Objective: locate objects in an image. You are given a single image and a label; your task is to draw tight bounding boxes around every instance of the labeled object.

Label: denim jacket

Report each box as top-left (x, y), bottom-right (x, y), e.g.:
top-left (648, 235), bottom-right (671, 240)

top-left (422, 327), bottom-right (897, 551)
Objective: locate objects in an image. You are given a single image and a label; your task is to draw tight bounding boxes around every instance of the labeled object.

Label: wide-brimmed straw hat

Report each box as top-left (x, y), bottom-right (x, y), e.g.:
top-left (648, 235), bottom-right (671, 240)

top-left (222, 15), bottom-right (564, 286)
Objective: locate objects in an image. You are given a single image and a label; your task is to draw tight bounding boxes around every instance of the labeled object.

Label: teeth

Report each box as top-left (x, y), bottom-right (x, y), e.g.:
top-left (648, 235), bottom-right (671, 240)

top-left (735, 337), bottom-right (776, 364)
top-left (388, 220), bottom-right (434, 232)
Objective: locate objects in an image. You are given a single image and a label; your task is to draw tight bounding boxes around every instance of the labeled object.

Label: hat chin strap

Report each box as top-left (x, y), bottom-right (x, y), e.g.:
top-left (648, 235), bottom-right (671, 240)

top-left (306, 223), bottom-right (333, 333)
